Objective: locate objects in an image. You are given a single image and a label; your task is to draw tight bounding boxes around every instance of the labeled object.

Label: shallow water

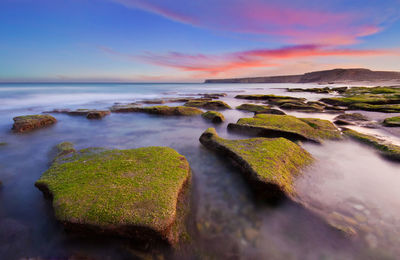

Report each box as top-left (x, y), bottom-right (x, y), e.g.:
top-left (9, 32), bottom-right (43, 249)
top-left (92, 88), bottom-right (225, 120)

top-left (0, 83), bottom-right (399, 259)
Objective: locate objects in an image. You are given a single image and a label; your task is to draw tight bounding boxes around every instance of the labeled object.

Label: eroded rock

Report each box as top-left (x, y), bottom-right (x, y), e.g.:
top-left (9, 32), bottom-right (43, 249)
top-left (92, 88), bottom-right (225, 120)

top-left (201, 111), bottom-right (225, 123)
top-left (12, 115), bottom-right (57, 133)
top-left (184, 100), bottom-right (231, 110)
top-left (111, 105), bottom-right (202, 116)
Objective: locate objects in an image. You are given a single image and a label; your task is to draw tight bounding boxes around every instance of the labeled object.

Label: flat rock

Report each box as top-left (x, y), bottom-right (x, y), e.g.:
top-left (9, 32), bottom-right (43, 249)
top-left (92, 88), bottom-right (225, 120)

top-left (12, 115), bottom-right (57, 133)
top-left (235, 94), bottom-right (306, 104)
top-left (228, 114), bottom-right (341, 143)
top-left (199, 128), bottom-right (313, 201)
top-left (383, 116), bottom-right (400, 127)
top-left (343, 129), bottom-right (400, 161)
top-left (237, 104), bottom-right (285, 114)
top-left (184, 100), bottom-right (231, 110)
top-left (35, 145), bottom-right (191, 246)
top-left (201, 111), bottom-right (225, 123)
top-left (112, 105), bottom-right (202, 116)
top-left (46, 109), bottom-right (110, 119)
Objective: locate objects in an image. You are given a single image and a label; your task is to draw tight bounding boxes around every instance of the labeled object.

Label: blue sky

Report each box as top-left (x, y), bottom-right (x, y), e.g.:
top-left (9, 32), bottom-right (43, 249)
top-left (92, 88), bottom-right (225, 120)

top-left (1, 0), bottom-right (400, 82)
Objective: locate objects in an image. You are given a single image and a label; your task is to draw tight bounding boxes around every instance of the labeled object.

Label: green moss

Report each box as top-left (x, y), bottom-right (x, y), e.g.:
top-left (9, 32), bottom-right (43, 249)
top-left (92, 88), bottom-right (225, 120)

top-left (279, 101), bottom-right (324, 112)
top-left (184, 100), bottom-right (231, 110)
top-left (236, 104), bottom-right (271, 112)
top-left (200, 128), bottom-right (313, 195)
top-left (35, 146), bottom-right (191, 235)
top-left (383, 116), bottom-right (400, 127)
top-left (343, 129), bottom-right (400, 161)
top-left (348, 103), bottom-right (400, 113)
top-left (112, 105), bottom-right (202, 116)
top-left (344, 86), bottom-right (400, 95)
top-left (201, 111), bottom-right (225, 123)
top-left (233, 114), bottom-right (341, 141)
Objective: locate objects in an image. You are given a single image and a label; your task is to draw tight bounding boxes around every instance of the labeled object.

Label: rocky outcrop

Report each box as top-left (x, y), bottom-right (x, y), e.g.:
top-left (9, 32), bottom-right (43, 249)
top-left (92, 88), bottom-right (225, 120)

top-left (111, 105), bottom-right (203, 116)
top-left (343, 129), bottom-right (400, 162)
top-left (184, 100), bottom-right (231, 110)
top-left (35, 144), bottom-right (191, 246)
top-left (383, 116), bottom-right (400, 127)
top-left (46, 109), bottom-right (110, 119)
top-left (201, 111), bottom-right (225, 123)
top-left (236, 104), bottom-right (285, 115)
top-left (228, 114), bottom-right (341, 143)
top-left (199, 128), bottom-right (313, 201)
top-left (12, 115), bottom-right (57, 133)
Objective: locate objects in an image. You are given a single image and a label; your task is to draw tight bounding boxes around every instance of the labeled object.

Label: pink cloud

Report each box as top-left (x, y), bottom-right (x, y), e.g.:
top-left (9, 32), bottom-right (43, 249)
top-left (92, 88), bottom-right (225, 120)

top-left (109, 0), bottom-right (397, 45)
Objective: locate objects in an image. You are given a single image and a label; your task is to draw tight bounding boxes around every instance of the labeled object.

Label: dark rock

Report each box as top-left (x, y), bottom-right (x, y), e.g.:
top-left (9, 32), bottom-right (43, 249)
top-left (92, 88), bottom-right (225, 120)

top-left (12, 115), bottom-right (57, 133)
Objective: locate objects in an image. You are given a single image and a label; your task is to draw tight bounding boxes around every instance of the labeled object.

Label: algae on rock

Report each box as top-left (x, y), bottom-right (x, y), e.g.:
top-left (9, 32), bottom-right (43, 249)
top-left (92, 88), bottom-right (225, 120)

top-left (35, 144), bottom-right (191, 245)
top-left (201, 111), bottom-right (225, 123)
top-left (199, 128), bottom-right (313, 200)
top-left (12, 115), bottom-right (57, 133)
top-left (228, 114), bottom-right (341, 143)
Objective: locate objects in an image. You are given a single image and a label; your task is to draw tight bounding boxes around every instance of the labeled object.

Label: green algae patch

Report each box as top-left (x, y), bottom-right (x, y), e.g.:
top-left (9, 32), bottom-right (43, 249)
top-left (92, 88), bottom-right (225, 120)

top-left (383, 116), bottom-right (400, 127)
top-left (12, 115), bottom-right (57, 133)
top-left (201, 111), bottom-right (225, 123)
top-left (348, 103), bottom-right (400, 113)
top-left (343, 129), bottom-right (400, 162)
top-left (55, 142), bottom-right (76, 158)
top-left (184, 100), bottom-right (231, 110)
top-left (236, 104), bottom-right (286, 115)
top-left (228, 114), bottom-right (341, 143)
top-left (199, 128), bottom-right (313, 199)
top-left (35, 145), bottom-right (191, 245)
top-left (235, 94), bottom-right (305, 103)
top-left (112, 105), bottom-right (202, 116)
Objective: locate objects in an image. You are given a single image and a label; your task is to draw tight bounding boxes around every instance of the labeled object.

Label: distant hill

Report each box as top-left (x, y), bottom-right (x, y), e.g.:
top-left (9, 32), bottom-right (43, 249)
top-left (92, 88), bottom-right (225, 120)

top-left (204, 68), bottom-right (400, 84)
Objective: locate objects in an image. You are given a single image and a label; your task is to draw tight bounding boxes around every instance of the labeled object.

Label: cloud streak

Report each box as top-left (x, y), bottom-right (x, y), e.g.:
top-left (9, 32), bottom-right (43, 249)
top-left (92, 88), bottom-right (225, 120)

top-left (110, 0), bottom-right (398, 45)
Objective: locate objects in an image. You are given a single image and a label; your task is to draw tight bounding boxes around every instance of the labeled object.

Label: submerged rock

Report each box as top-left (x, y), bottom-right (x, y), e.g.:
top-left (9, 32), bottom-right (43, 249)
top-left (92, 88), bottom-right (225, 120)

top-left (228, 114), bottom-right (341, 143)
top-left (112, 105), bottom-right (203, 116)
top-left (35, 144), bottom-right (191, 246)
top-left (343, 129), bottom-right (400, 161)
top-left (184, 100), bottom-right (231, 110)
top-left (383, 116), bottom-right (400, 127)
top-left (46, 109), bottom-right (110, 119)
top-left (199, 128), bottom-right (313, 200)
top-left (201, 111), bottom-right (225, 123)
top-left (236, 103), bottom-right (285, 115)
top-left (12, 115), bottom-right (57, 133)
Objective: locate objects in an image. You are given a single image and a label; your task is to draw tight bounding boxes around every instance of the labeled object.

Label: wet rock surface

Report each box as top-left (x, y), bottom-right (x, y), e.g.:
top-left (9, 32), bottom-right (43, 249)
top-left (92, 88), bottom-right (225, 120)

top-left (201, 111), bottom-right (225, 123)
top-left (111, 105), bottom-right (203, 116)
top-left (184, 100), bottom-right (231, 110)
top-left (12, 115), bottom-right (57, 133)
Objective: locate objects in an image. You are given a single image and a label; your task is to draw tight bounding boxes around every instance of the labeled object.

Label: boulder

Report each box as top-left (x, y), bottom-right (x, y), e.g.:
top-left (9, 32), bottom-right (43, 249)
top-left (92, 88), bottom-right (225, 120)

top-left (228, 114), bottom-right (341, 143)
top-left (35, 145), bottom-right (191, 246)
top-left (112, 105), bottom-right (203, 116)
top-left (236, 104), bottom-right (285, 114)
top-left (383, 116), bottom-right (400, 127)
top-left (201, 111), bottom-right (225, 123)
top-left (343, 129), bottom-right (400, 162)
top-left (184, 100), bottom-right (231, 110)
top-left (199, 128), bottom-right (313, 201)
top-left (12, 115), bottom-right (57, 133)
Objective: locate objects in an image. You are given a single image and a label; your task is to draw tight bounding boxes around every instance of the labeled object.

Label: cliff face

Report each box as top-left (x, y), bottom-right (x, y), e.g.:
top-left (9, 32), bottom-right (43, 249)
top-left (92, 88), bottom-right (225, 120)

top-left (205, 69), bottom-right (400, 84)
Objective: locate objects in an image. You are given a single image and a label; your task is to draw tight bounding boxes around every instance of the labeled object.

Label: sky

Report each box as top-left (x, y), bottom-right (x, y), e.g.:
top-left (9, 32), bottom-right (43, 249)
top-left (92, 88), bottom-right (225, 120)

top-left (0, 0), bottom-right (400, 82)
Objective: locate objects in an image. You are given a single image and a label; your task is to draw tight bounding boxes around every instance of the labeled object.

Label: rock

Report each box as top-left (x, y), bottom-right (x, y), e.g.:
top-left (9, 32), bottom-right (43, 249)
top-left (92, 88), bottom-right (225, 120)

top-left (383, 116), bottom-right (400, 127)
top-left (110, 103), bottom-right (141, 112)
top-left (320, 94), bottom-right (400, 107)
top-left (0, 142), bottom-right (7, 146)
top-left (112, 105), bottom-right (203, 116)
top-left (236, 104), bottom-right (286, 114)
top-left (228, 114), bottom-right (341, 143)
top-left (201, 111), bottom-right (225, 123)
top-left (333, 113), bottom-right (369, 125)
top-left (46, 109), bottom-right (110, 119)
top-left (279, 101), bottom-right (324, 112)
top-left (343, 128), bottom-right (400, 162)
top-left (235, 94), bottom-right (306, 104)
top-left (35, 144), bottom-right (191, 246)
top-left (54, 142), bottom-right (76, 157)
top-left (86, 111), bottom-right (111, 119)
top-left (201, 93), bottom-right (227, 99)
top-left (184, 100), bottom-right (231, 110)
top-left (12, 115), bottom-right (57, 133)
top-left (287, 87), bottom-right (331, 94)
top-left (348, 103), bottom-right (400, 113)
top-left (199, 128), bottom-right (313, 201)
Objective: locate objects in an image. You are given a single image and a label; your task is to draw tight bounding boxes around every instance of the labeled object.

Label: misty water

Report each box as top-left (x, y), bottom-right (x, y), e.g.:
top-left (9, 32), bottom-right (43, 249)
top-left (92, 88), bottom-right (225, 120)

top-left (0, 83), bottom-right (399, 259)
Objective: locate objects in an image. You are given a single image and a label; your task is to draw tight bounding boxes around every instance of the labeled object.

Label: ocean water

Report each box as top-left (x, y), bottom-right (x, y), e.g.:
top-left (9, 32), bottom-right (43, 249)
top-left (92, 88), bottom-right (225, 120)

top-left (0, 83), bottom-right (399, 259)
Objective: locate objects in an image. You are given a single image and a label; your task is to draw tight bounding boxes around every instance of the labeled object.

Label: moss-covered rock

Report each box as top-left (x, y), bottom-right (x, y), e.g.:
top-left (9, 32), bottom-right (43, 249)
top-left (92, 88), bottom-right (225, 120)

top-left (343, 129), bottom-right (400, 162)
top-left (348, 103), bottom-right (400, 113)
top-left (12, 115), bottom-right (57, 133)
top-left (112, 105), bottom-right (203, 116)
top-left (333, 113), bottom-right (369, 125)
top-left (54, 142), bottom-right (76, 158)
top-left (236, 104), bottom-right (285, 115)
top-left (184, 100), bottom-right (231, 110)
top-left (320, 94), bottom-right (400, 106)
top-left (35, 145), bottom-right (191, 245)
top-left (235, 94), bottom-right (305, 103)
top-left (201, 111), bottom-right (225, 123)
top-left (383, 116), bottom-right (400, 127)
top-left (47, 109), bottom-right (110, 119)
top-left (279, 101), bottom-right (325, 112)
top-left (199, 128), bottom-right (313, 200)
top-left (228, 114), bottom-right (341, 143)
top-left (201, 93), bottom-right (227, 99)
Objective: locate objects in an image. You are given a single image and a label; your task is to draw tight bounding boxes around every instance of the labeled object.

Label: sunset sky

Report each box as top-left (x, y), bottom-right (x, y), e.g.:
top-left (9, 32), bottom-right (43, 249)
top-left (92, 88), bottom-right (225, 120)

top-left (1, 0), bottom-right (400, 82)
